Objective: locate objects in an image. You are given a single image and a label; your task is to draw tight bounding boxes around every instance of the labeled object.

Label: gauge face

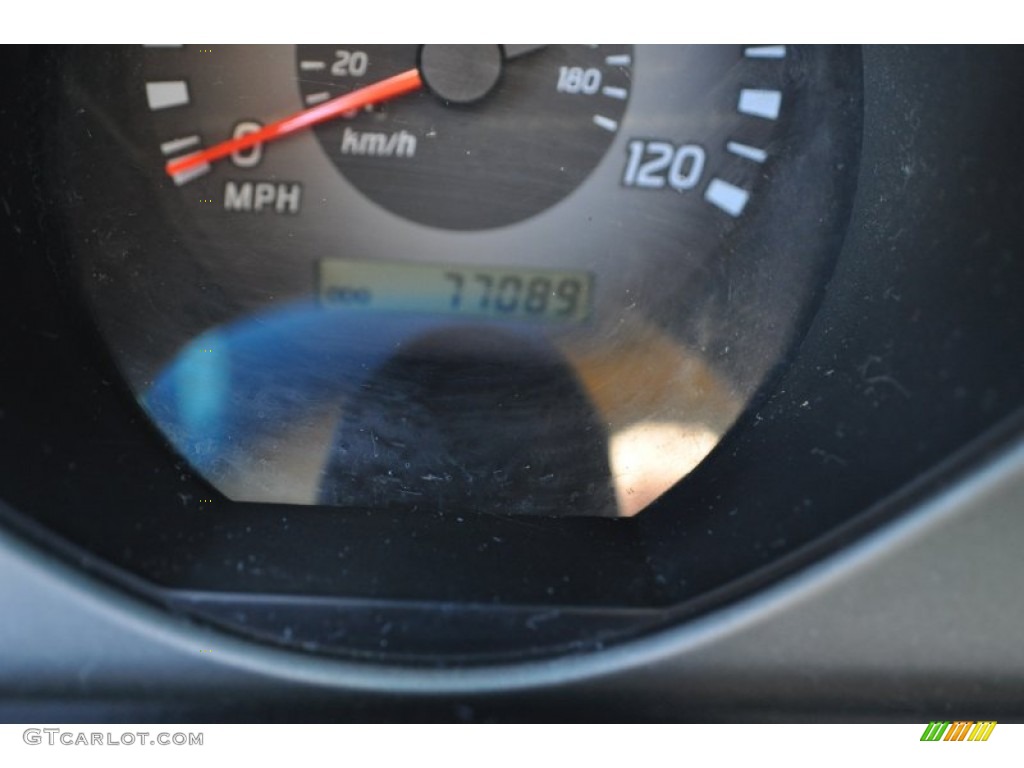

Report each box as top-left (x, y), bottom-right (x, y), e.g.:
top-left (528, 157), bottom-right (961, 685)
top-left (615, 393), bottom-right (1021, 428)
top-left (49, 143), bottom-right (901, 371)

top-left (295, 44), bottom-right (632, 229)
top-left (55, 45), bottom-right (862, 518)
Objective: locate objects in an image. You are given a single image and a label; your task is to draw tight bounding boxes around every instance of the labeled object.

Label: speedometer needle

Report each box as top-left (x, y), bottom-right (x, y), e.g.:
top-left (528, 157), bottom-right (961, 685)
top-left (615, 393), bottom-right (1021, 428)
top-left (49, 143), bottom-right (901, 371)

top-left (164, 68), bottom-right (423, 178)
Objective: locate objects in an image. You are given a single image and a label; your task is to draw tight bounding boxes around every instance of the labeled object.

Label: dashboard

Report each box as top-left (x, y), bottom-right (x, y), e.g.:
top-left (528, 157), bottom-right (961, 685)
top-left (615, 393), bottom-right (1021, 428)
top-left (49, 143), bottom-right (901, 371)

top-left (1, 44), bottom-right (1023, 721)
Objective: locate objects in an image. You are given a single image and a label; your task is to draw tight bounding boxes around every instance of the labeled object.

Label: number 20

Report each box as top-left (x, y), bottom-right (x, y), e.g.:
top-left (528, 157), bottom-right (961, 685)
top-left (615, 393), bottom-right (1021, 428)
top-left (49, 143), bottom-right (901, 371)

top-left (332, 50), bottom-right (368, 77)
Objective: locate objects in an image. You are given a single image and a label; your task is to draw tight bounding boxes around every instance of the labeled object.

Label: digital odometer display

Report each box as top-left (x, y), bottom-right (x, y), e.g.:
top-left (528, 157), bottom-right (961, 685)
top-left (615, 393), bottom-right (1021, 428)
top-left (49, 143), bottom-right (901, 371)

top-left (319, 259), bottom-right (593, 324)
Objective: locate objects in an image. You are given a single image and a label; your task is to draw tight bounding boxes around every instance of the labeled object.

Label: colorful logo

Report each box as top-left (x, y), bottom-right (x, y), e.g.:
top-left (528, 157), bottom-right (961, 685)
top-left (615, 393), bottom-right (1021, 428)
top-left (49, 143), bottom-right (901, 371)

top-left (921, 721), bottom-right (997, 741)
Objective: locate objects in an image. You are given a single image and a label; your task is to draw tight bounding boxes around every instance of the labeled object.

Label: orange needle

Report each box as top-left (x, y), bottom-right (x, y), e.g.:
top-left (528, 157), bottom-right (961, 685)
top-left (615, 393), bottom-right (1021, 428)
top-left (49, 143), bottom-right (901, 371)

top-left (165, 68), bottom-right (424, 177)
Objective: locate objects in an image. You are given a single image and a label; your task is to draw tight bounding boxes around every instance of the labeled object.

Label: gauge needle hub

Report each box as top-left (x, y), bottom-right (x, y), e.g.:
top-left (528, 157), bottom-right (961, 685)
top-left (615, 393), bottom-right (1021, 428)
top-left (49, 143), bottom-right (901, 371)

top-left (164, 68), bottom-right (423, 178)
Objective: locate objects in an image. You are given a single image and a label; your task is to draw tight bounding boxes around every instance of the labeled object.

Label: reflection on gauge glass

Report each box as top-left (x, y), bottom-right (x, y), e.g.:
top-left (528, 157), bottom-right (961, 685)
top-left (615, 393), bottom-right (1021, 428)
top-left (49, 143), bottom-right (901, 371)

top-left (55, 45), bottom-right (862, 517)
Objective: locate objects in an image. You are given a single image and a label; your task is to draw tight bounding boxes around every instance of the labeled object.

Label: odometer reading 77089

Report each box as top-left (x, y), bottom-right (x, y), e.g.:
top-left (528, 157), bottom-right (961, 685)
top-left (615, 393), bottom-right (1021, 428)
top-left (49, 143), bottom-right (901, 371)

top-left (318, 258), bottom-right (593, 324)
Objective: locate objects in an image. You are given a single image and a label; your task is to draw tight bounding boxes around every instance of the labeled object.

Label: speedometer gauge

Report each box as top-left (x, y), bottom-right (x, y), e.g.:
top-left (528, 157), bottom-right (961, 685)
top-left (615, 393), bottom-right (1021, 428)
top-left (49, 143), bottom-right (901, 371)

top-left (55, 45), bottom-right (861, 518)
top-left (295, 44), bottom-right (632, 229)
